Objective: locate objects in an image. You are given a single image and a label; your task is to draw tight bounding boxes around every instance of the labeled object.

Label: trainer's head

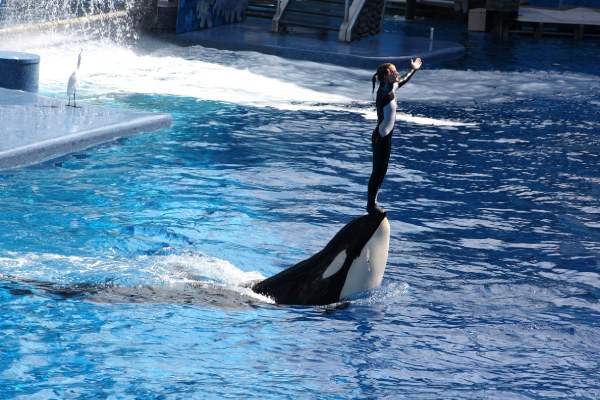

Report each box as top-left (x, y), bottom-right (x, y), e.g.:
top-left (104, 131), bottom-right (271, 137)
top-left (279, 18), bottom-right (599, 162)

top-left (372, 63), bottom-right (397, 93)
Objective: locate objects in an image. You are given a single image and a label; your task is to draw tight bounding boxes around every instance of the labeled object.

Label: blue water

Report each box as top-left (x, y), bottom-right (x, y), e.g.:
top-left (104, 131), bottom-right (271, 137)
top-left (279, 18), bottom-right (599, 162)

top-left (1, 18), bottom-right (600, 399)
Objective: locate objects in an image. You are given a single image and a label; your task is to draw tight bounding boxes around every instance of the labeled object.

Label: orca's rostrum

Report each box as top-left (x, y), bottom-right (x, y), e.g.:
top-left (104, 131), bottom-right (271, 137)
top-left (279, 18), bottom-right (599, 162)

top-left (252, 211), bottom-right (391, 306)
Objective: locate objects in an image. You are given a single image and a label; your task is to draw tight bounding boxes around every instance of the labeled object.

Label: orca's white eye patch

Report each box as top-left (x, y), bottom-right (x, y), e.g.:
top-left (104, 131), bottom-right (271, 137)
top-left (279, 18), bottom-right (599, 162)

top-left (322, 251), bottom-right (347, 279)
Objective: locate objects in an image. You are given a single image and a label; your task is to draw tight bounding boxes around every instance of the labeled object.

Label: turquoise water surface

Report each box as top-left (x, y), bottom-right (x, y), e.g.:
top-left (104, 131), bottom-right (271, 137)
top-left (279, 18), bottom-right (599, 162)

top-left (1, 19), bottom-right (599, 399)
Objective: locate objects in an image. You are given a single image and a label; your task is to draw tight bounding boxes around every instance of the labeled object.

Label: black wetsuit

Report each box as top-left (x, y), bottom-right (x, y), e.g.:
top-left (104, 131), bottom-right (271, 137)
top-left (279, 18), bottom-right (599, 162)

top-left (367, 69), bottom-right (416, 213)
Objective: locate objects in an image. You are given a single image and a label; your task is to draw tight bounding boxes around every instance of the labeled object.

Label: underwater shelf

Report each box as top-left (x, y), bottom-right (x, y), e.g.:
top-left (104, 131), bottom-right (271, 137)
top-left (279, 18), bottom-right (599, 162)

top-left (0, 88), bottom-right (172, 170)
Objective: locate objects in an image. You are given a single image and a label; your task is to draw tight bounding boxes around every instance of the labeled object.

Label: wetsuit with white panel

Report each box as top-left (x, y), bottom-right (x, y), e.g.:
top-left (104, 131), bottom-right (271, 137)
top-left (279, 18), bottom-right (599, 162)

top-left (367, 68), bottom-right (417, 213)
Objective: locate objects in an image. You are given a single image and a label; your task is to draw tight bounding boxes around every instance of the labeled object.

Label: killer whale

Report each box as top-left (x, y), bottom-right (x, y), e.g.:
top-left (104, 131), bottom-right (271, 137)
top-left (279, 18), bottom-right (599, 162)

top-left (252, 211), bottom-right (391, 306)
top-left (4, 213), bottom-right (390, 308)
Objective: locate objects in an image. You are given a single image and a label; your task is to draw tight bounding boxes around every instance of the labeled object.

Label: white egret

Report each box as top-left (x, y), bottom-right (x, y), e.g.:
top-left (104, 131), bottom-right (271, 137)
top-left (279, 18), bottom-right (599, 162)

top-left (67, 49), bottom-right (83, 107)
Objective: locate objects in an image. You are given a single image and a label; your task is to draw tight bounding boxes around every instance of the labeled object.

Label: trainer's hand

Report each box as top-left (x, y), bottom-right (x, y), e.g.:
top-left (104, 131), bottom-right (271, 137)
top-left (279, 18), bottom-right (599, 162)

top-left (411, 58), bottom-right (422, 71)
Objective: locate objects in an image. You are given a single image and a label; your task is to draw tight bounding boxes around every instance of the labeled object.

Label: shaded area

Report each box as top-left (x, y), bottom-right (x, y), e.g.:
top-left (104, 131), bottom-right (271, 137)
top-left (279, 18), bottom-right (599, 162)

top-left (2, 276), bottom-right (262, 309)
top-left (163, 16), bottom-right (465, 68)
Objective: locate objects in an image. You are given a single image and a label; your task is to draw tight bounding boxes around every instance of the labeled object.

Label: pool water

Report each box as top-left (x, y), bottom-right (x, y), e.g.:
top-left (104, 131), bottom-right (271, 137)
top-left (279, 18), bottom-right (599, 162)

top-left (1, 19), bottom-right (599, 399)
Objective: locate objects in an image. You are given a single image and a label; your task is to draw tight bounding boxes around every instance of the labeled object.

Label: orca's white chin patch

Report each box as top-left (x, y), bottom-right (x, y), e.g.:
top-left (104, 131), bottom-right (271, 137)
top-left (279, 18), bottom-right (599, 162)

top-left (339, 217), bottom-right (390, 300)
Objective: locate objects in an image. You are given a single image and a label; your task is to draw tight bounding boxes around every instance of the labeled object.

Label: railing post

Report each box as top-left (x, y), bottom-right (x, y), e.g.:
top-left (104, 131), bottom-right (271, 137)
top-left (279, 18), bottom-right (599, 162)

top-left (344, 0), bottom-right (349, 25)
top-left (272, 0), bottom-right (281, 32)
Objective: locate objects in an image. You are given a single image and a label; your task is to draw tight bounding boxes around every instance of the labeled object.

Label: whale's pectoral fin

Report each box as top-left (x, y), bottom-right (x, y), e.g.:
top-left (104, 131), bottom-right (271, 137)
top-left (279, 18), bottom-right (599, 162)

top-left (252, 212), bottom-right (391, 306)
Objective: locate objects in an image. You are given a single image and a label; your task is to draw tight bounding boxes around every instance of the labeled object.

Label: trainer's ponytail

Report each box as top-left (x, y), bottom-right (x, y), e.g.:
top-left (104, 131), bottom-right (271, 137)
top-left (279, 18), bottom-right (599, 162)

top-left (371, 73), bottom-right (378, 94)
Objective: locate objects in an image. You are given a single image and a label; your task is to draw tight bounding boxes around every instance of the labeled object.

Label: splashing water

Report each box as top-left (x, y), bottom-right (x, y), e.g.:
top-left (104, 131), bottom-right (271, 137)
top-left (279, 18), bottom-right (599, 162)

top-left (0, 0), bottom-right (141, 43)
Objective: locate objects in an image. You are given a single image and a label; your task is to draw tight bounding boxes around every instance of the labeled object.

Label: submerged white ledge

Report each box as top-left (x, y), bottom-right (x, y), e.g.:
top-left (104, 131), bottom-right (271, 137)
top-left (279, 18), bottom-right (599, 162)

top-left (0, 88), bottom-right (172, 170)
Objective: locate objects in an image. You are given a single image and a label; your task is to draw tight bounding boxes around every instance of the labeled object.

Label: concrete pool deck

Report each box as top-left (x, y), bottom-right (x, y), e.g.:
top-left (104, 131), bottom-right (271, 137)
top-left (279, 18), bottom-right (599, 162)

top-left (166, 16), bottom-right (466, 68)
top-left (0, 88), bottom-right (172, 170)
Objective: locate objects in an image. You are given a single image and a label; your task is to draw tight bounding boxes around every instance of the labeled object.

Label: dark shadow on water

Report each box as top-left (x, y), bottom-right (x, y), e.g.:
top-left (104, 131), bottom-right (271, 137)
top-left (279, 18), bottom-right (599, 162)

top-left (2, 277), bottom-right (373, 316)
top-left (2, 277), bottom-right (265, 310)
top-left (2, 276), bottom-right (367, 313)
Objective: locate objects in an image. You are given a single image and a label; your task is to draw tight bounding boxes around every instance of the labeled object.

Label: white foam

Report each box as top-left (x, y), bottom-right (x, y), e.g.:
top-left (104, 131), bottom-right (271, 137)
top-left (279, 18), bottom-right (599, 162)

top-left (2, 31), bottom-right (597, 118)
top-left (0, 251), bottom-right (273, 303)
top-left (148, 252), bottom-right (273, 303)
top-left (147, 253), bottom-right (265, 286)
top-left (362, 110), bottom-right (478, 127)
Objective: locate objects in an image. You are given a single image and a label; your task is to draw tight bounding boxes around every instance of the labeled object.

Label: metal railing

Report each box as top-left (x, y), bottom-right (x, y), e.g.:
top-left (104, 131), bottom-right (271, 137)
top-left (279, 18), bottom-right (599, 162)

top-left (272, 0), bottom-right (360, 41)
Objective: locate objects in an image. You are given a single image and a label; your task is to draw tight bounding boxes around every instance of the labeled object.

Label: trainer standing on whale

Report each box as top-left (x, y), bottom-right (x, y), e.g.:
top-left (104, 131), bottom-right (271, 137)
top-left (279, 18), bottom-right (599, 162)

top-left (367, 58), bottom-right (422, 214)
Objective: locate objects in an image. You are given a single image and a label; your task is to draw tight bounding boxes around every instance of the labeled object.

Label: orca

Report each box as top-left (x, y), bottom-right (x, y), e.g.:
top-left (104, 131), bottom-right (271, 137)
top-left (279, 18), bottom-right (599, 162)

top-left (252, 211), bottom-right (391, 306)
top-left (4, 213), bottom-right (390, 309)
